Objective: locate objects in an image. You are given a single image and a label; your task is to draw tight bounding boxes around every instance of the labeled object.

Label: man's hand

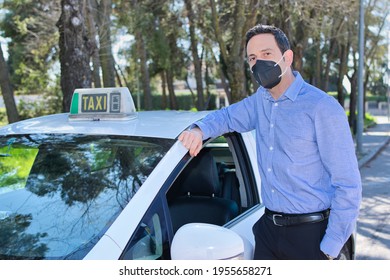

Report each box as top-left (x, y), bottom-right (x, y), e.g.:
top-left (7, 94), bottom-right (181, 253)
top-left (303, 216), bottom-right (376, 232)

top-left (178, 127), bottom-right (203, 157)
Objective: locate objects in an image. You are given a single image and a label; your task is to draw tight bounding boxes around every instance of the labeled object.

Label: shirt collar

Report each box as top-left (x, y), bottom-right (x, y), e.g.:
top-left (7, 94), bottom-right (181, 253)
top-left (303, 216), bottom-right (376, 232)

top-left (258, 71), bottom-right (304, 102)
top-left (284, 71), bottom-right (303, 102)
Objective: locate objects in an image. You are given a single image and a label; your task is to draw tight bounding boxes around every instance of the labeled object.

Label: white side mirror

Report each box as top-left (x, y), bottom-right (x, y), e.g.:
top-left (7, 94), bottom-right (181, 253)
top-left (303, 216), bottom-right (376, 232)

top-left (170, 223), bottom-right (244, 260)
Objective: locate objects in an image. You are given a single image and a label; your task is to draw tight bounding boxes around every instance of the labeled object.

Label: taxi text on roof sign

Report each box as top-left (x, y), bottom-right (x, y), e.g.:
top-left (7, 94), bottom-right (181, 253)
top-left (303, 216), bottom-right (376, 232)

top-left (69, 87), bottom-right (137, 121)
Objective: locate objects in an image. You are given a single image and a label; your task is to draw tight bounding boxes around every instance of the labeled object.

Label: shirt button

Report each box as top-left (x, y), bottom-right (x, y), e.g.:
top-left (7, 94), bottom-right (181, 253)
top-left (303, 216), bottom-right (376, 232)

top-left (267, 168), bottom-right (272, 172)
top-left (274, 103), bottom-right (278, 107)
top-left (270, 124), bottom-right (274, 128)
top-left (269, 146), bottom-right (274, 151)
top-left (271, 189), bottom-right (275, 193)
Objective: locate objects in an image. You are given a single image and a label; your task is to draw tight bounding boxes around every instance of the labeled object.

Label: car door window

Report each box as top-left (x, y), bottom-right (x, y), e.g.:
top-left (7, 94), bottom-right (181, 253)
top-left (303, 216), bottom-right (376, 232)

top-left (120, 196), bottom-right (170, 260)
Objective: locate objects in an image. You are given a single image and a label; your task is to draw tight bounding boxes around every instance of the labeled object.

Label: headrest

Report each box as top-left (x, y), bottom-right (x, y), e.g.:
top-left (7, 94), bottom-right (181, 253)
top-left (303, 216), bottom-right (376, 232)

top-left (176, 149), bottom-right (221, 196)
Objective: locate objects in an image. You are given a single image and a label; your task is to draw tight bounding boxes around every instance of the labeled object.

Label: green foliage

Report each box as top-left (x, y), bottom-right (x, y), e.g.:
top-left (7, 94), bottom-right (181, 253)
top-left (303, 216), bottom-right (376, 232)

top-left (17, 82), bottom-right (62, 120)
top-left (134, 91), bottom-right (218, 111)
top-left (363, 112), bottom-right (376, 128)
top-left (0, 146), bottom-right (38, 189)
top-left (1, 0), bottom-right (60, 95)
top-left (0, 0), bottom-right (388, 118)
top-left (346, 111), bottom-right (377, 129)
top-left (0, 108), bottom-right (7, 127)
top-left (365, 95), bottom-right (388, 102)
top-left (328, 92), bottom-right (387, 103)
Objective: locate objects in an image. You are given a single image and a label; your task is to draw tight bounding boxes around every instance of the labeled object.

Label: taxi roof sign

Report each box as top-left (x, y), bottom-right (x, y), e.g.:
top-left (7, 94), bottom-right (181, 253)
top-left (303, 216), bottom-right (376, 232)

top-left (69, 87), bottom-right (137, 121)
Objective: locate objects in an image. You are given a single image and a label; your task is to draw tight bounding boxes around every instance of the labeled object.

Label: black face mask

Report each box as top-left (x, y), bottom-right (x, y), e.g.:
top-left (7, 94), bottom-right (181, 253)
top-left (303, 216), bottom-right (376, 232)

top-left (251, 57), bottom-right (285, 89)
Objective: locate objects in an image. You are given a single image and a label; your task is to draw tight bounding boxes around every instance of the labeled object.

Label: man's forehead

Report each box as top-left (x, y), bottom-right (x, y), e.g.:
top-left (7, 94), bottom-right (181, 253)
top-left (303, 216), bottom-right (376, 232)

top-left (247, 34), bottom-right (276, 48)
top-left (247, 34), bottom-right (278, 54)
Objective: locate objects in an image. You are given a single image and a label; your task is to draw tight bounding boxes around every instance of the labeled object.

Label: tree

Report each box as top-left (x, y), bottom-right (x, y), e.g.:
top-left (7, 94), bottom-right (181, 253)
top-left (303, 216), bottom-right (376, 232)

top-left (96, 0), bottom-right (116, 87)
top-left (336, 28), bottom-right (351, 109)
top-left (56, 0), bottom-right (92, 112)
top-left (362, 0), bottom-right (389, 100)
top-left (0, 43), bottom-right (19, 123)
top-left (0, 0), bottom-right (60, 96)
top-left (1, 0), bottom-right (388, 121)
top-left (209, 0), bottom-right (259, 103)
top-left (0, 213), bottom-right (48, 259)
top-left (147, 1), bottom-right (188, 110)
top-left (85, 0), bottom-right (117, 88)
top-left (115, 0), bottom-right (154, 110)
top-left (184, 0), bottom-right (204, 110)
top-left (86, 0), bottom-right (102, 88)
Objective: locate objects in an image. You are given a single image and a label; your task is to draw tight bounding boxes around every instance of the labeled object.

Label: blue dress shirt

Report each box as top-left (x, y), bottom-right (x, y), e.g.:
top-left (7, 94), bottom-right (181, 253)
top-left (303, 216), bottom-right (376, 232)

top-left (195, 72), bottom-right (362, 257)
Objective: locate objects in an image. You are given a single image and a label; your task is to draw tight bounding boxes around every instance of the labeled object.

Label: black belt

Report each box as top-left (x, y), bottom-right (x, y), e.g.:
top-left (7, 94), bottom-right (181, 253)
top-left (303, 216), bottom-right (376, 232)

top-left (265, 208), bottom-right (330, 227)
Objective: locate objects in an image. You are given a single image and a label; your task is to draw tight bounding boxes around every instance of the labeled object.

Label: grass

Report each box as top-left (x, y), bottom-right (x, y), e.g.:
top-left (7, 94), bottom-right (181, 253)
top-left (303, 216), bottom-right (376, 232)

top-left (364, 113), bottom-right (376, 129)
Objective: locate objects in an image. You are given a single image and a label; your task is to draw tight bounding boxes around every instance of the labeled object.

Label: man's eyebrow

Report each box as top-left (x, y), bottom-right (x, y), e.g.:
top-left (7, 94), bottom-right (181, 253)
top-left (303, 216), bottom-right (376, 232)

top-left (259, 48), bottom-right (273, 53)
top-left (247, 48), bottom-right (273, 57)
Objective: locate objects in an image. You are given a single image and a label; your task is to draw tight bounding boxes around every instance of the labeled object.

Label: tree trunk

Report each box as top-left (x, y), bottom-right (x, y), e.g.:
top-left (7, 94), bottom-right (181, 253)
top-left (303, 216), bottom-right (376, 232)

top-left (86, 0), bottom-right (102, 88)
top-left (323, 37), bottom-right (336, 92)
top-left (185, 75), bottom-right (197, 108)
top-left (323, 19), bottom-right (344, 92)
top-left (166, 69), bottom-right (177, 110)
top-left (57, 0), bottom-right (92, 112)
top-left (348, 71), bottom-right (358, 134)
top-left (114, 65), bottom-right (123, 87)
top-left (204, 52), bottom-right (212, 109)
top-left (209, 48), bottom-right (231, 102)
top-left (160, 72), bottom-right (167, 110)
top-left (291, 17), bottom-right (306, 72)
top-left (185, 0), bottom-right (204, 110)
top-left (363, 69), bottom-right (370, 118)
top-left (135, 31), bottom-right (152, 110)
top-left (288, 5), bottom-right (314, 73)
top-left (97, 0), bottom-right (116, 87)
top-left (337, 42), bottom-right (348, 108)
top-left (115, 64), bottom-right (130, 89)
top-left (209, 0), bottom-right (250, 103)
top-left (314, 35), bottom-right (322, 89)
top-left (0, 45), bottom-right (19, 123)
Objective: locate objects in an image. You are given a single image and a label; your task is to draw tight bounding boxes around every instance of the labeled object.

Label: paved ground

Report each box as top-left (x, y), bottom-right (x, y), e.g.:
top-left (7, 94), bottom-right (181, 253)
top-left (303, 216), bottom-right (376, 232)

top-left (357, 114), bottom-right (390, 167)
top-left (355, 114), bottom-right (390, 260)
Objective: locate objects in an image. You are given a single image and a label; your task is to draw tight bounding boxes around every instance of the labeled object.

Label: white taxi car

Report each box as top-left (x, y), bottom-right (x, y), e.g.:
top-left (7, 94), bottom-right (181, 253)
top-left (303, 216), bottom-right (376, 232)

top-left (0, 88), bottom-right (355, 260)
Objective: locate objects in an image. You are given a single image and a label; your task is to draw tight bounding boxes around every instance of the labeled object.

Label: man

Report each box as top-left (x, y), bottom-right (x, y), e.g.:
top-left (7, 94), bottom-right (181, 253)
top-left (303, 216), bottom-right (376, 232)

top-left (178, 24), bottom-right (361, 260)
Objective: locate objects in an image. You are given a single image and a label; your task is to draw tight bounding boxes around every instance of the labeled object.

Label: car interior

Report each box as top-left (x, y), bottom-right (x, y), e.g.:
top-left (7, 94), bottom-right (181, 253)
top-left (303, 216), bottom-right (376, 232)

top-left (167, 136), bottom-right (243, 233)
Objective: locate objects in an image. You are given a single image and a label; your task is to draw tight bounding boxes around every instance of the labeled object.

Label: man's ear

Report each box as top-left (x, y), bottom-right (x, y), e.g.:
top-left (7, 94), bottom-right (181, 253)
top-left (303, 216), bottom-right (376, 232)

top-left (284, 49), bottom-right (294, 67)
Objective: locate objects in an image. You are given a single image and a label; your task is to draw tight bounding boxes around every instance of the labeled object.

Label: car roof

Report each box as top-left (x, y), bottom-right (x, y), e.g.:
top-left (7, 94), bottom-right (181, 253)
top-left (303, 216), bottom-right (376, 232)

top-left (0, 110), bottom-right (211, 139)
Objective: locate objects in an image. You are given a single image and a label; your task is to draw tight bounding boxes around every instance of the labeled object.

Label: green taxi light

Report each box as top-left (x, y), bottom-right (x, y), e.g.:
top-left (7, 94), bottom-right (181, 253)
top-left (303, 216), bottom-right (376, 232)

top-left (69, 87), bottom-right (137, 121)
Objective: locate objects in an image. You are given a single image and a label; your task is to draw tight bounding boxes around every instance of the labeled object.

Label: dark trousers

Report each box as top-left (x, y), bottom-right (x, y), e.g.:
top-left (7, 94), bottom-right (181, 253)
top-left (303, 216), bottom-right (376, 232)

top-left (252, 215), bottom-right (329, 260)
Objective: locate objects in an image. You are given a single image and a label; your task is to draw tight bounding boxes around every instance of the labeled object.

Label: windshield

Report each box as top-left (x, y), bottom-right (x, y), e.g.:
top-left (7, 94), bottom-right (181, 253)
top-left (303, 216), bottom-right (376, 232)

top-left (0, 134), bottom-right (174, 259)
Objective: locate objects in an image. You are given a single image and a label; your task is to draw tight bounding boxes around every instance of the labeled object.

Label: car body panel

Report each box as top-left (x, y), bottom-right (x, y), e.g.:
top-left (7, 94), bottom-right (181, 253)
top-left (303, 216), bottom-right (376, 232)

top-left (0, 111), bottom-right (210, 139)
top-left (223, 131), bottom-right (263, 258)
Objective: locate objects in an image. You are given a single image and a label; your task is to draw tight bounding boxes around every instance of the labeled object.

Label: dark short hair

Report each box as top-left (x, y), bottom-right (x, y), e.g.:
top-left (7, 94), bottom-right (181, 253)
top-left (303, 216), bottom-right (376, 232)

top-left (245, 24), bottom-right (291, 54)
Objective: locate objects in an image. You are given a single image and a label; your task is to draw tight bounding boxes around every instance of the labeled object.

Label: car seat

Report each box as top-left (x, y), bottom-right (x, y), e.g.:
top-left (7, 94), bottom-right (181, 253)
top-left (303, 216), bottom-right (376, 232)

top-left (168, 149), bottom-right (239, 233)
